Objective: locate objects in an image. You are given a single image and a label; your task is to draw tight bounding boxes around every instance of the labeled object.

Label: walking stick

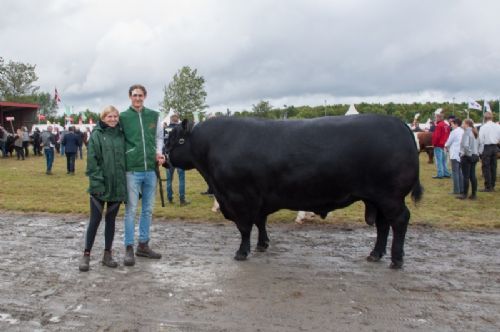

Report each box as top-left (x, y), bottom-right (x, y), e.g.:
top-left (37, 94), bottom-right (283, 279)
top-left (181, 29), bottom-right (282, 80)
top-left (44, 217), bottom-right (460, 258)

top-left (155, 163), bottom-right (165, 207)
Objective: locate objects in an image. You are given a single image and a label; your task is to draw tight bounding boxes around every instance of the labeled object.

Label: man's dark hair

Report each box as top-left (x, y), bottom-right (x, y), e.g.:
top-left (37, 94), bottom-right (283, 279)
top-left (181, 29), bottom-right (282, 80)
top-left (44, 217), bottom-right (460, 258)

top-left (128, 84), bottom-right (147, 96)
top-left (452, 118), bottom-right (462, 127)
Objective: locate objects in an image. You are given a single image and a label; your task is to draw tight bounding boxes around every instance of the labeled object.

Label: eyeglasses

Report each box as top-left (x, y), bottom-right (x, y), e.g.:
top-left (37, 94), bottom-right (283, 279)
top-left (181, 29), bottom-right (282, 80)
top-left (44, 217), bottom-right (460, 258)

top-left (131, 94), bottom-right (144, 98)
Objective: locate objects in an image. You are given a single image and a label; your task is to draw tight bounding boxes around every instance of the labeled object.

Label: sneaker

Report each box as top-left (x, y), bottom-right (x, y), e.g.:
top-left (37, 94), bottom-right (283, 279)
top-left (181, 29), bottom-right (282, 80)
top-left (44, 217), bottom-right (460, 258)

top-left (46, 170), bottom-right (52, 175)
top-left (432, 176), bottom-right (444, 179)
top-left (123, 245), bottom-right (135, 266)
top-left (136, 242), bottom-right (161, 259)
top-left (79, 255), bottom-right (90, 272)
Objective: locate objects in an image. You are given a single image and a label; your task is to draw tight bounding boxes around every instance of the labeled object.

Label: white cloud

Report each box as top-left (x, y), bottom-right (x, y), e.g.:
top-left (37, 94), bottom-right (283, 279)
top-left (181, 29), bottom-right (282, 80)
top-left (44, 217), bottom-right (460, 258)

top-left (2, 0), bottom-right (500, 114)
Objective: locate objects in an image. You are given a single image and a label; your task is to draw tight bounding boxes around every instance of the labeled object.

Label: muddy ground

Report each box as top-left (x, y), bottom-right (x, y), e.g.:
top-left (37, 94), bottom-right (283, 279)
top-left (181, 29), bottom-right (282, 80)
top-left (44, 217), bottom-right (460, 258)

top-left (0, 213), bottom-right (499, 332)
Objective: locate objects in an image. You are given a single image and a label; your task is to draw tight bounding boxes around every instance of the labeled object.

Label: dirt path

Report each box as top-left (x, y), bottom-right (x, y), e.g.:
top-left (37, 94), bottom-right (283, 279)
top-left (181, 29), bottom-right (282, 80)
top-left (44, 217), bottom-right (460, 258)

top-left (0, 213), bottom-right (499, 331)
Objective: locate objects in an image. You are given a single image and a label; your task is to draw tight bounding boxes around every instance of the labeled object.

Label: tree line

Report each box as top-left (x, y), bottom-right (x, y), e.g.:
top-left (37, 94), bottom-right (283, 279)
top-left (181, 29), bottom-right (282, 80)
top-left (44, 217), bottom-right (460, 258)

top-left (1, 57), bottom-right (495, 126)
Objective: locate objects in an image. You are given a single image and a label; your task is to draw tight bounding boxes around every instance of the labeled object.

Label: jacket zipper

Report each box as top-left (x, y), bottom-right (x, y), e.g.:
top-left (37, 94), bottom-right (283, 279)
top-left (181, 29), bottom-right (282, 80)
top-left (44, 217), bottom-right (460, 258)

top-left (138, 111), bottom-right (148, 170)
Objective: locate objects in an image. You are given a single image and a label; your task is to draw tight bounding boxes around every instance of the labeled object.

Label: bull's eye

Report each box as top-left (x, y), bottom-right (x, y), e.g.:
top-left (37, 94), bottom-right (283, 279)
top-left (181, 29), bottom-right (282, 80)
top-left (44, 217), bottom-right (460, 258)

top-left (179, 138), bottom-right (185, 145)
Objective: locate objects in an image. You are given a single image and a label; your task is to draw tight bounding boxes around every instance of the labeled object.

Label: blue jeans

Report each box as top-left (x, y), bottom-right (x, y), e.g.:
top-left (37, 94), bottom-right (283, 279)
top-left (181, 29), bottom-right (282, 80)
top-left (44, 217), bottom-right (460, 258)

top-left (60, 144), bottom-right (65, 156)
top-left (44, 148), bottom-right (54, 171)
top-left (450, 159), bottom-right (463, 194)
top-left (124, 171), bottom-right (157, 246)
top-left (434, 147), bottom-right (450, 177)
top-left (166, 167), bottom-right (185, 201)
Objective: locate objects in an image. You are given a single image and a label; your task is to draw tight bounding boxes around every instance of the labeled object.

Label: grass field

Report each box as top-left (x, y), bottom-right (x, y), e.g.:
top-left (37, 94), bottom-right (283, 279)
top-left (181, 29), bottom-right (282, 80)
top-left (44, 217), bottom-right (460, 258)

top-left (0, 150), bottom-right (498, 229)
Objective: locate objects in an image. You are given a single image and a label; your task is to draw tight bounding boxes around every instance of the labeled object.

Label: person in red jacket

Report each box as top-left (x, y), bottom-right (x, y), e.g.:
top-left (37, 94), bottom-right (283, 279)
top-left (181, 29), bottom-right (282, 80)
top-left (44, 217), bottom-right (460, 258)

top-left (432, 110), bottom-right (451, 178)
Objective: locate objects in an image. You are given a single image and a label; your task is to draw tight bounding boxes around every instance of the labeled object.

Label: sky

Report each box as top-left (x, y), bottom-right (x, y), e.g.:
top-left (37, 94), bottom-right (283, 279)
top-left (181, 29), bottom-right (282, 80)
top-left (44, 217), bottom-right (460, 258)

top-left (1, 0), bottom-right (500, 115)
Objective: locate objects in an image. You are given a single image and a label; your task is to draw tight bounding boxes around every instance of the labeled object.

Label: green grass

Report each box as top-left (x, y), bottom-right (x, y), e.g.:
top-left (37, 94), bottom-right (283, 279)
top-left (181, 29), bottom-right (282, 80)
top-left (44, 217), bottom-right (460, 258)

top-left (0, 151), bottom-right (498, 229)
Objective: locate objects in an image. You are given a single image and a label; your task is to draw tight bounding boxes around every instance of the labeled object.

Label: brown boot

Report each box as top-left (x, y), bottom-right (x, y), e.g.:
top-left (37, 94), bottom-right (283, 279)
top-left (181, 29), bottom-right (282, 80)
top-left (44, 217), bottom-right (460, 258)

top-left (123, 245), bottom-right (135, 266)
top-left (79, 254), bottom-right (90, 272)
top-left (102, 250), bottom-right (118, 268)
top-left (136, 241), bottom-right (162, 259)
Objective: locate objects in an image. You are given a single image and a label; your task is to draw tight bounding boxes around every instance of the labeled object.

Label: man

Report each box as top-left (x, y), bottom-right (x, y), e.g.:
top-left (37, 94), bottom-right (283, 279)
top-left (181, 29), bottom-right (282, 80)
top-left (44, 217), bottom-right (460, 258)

top-left (40, 126), bottom-right (56, 175)
top-left (164, 112), bottom-right (190, 206)
top-left (445, 118), bottom-right (464, 195)
top-left (120, 84), bottom-right (164, 266)
top-left (478, 111), bottom-right (500, 192)
top-left (432, 109), bottom-right (451, 179)
top-left (61, 126), bottom-right (80, 175)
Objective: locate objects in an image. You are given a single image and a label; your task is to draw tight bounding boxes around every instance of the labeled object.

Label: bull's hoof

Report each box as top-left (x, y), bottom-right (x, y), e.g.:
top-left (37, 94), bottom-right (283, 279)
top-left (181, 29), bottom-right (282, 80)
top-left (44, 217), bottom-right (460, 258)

top-left (234, 250), bottom-right (249, 261)
top-left (367, 251), bottom-right (383, 262)
top-left (255, 242), bottom-right (269, 252)
top-left (389, 260), bottom-right (403, 269)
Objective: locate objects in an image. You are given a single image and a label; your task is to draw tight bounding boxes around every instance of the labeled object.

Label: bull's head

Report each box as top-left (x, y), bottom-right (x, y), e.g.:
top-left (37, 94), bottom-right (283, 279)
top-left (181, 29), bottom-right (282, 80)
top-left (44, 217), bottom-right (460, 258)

top-left (164, 119), bottom-right (196, 170)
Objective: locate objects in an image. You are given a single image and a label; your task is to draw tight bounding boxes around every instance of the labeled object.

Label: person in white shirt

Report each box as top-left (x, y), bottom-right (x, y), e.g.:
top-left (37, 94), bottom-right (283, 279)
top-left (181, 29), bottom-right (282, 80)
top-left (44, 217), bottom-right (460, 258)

top-left (445, 118), bottom-right (464, 195)
top-left (478, 112), bottom-right (500, 192)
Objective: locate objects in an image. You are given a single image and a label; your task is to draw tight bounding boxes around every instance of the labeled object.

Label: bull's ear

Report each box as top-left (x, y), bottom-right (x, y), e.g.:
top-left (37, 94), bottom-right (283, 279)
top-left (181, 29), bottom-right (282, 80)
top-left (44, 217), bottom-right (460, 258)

top-left (181, 119), bottom-right (189, 131)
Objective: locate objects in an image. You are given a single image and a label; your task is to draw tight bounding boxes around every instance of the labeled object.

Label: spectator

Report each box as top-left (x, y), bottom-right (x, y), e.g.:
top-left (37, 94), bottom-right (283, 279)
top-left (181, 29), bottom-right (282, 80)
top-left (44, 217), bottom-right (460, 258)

top-left (478, 111), bottom-right (500, 192)
top-left (457, 119), bottom-right (479, 200)
top-left (120, 84), bottom-right (164, 266)
top-left (32, 127), bottom-right (42, 156)
top-left (79, 106), bottom-right (126, 272)
top-left (431, 109), bottom-right (451, 179)
top-left (41, 126), bottom-right (56, 175)
top-left (14, 129), bottom-right (25, 160)
top-left (75, 128), bottom-right (84, 159)
top-left (445, 118), bottom-right (464, 195)
top-left (164, 112), bottom-right (190, 206)
top-left (62, 126), bottom-right (80, 175)
top-left (22, 126), bottom-right (30, 157)
top-left (54, 127), bottom-right (61, 154)
top-left (0, 126), bottom-right (8, 158)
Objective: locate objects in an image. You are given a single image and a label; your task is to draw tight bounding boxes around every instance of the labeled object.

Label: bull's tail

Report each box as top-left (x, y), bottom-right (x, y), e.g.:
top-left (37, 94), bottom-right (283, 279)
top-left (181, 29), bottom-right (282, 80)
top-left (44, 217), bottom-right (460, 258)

top-left (411, 179), bottom-right (423, 204)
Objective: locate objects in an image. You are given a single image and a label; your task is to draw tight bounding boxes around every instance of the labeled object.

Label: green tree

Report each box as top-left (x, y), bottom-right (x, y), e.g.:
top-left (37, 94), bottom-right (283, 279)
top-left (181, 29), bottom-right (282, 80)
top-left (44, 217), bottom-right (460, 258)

top-left (161, 66), bottom-right (208, 120)
top-left (0, 57), bottom-right (39, 98)
top-left (252, 100), bottom-right (273, 117)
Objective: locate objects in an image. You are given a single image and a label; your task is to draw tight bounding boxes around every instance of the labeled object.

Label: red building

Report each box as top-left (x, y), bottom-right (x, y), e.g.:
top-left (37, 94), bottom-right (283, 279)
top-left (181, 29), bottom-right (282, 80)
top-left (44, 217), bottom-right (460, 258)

top-left (0, 101), bottom-right (39, 133)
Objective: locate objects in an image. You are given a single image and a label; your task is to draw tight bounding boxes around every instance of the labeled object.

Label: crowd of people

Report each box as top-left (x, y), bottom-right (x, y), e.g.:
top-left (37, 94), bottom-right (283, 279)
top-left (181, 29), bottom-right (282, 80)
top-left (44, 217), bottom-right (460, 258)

top-left (429, 109), bottom-right (500, 200)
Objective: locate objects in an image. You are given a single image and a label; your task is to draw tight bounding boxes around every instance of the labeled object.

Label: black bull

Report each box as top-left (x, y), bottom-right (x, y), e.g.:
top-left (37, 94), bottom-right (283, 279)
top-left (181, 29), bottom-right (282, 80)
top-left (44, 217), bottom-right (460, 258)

top-left (165, 114), bottom-right (423, 268)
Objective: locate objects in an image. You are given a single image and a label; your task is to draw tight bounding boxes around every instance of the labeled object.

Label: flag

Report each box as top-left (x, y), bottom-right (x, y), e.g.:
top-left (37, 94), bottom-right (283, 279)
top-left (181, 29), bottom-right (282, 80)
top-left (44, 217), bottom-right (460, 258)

top-left (54, 88), bottom-right (61, 103)
top-left (468, 100), bottom-right (482, 110)
top-left (483, 100), bottom-right (492, 113)
top-left (38, 114), bottom-right (46, 121)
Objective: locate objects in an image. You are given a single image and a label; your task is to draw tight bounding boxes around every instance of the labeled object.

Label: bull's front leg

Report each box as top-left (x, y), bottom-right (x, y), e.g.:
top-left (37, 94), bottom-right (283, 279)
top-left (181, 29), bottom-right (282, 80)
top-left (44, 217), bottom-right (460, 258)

top-left (235, 223), bottom-right (252, 261)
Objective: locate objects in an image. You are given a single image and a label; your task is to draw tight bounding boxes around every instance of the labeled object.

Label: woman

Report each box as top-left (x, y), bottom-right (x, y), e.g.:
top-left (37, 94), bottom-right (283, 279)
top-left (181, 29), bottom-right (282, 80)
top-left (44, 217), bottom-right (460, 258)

top-left (457, 119), bottom-right (479, 200)
top-left (79, 106), bottom-right (127, 272)
top-left (14, 128), bottom-right (25, 160)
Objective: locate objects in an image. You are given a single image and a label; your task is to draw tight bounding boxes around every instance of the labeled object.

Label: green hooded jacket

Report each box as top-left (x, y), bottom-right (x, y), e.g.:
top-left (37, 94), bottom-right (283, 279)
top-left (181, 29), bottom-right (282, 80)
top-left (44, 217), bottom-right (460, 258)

top-left (86, 121), bottom-right (127, 202)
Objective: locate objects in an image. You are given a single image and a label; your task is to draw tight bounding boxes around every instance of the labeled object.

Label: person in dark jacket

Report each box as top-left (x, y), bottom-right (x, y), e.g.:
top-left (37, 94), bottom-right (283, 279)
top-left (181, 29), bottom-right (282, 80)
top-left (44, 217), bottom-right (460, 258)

top-left (62, 126), bottom-right (81, 174)
top-left (32, 128), bottom-right (42, 156)
top-left (79, 106), bottom-right (127, 272)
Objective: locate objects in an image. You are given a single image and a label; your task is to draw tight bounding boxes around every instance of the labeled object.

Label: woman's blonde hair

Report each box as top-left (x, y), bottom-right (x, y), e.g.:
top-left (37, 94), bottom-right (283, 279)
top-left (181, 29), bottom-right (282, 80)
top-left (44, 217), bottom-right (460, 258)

top-left (100, 105), bottom-right (119, 120)
top-left (464, 119), bottom-right (478, 138)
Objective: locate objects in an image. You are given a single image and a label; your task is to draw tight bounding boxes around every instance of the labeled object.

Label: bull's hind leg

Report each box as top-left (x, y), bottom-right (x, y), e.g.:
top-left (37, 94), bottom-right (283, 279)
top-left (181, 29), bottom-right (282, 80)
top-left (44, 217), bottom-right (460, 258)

top-left (389, 206), bottom-right (410, 269)
top-left (235, 222), bottom-right (252, 261)
top-left (367, 213), bottom-right (390, 262)
top-left (255, 215), bottom-right (270, 252)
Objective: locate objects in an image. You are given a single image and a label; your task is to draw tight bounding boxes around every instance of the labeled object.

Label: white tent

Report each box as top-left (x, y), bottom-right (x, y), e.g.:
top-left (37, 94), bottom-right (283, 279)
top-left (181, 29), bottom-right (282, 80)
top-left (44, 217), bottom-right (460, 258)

top-left (345, 104), bottom-right (359, 116)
